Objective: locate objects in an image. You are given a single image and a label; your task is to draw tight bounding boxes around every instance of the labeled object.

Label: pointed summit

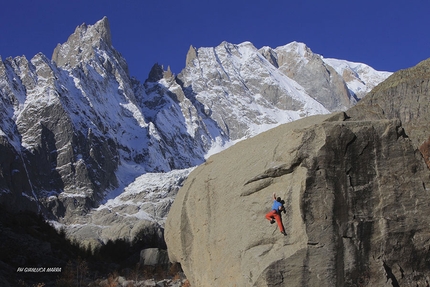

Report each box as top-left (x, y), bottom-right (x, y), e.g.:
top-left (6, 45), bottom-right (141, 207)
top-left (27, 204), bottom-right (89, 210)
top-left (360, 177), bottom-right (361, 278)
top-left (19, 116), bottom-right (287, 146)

top-left (146, 63), bottom-right (165, 82)
top-left (164, 65), bottom-right (173, 79)
top-left (90, 16), bottom-right (112, 46)
top-left (52, 16), bottom-right (113, 68)
top-left (185, 45), bottom-right (198, 68)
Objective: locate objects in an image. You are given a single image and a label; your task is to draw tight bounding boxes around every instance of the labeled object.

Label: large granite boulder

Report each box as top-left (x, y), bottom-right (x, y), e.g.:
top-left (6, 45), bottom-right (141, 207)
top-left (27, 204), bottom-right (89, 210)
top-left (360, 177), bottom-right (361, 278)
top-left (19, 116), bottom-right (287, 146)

top-left (165, 112), bottom-right (430, 286)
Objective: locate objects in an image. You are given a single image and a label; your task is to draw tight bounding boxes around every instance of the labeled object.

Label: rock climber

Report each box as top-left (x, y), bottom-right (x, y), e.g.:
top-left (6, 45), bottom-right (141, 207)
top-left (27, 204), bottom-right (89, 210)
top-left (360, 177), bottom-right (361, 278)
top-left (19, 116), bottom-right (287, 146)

top-left (265, 192), bottom-right (287, 235)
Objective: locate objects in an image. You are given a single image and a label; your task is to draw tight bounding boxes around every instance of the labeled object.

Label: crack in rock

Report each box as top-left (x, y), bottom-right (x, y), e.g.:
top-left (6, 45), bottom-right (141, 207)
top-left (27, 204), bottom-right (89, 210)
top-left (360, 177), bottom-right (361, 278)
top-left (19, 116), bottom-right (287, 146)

top-left (244, 159), bottom-right (303, 186)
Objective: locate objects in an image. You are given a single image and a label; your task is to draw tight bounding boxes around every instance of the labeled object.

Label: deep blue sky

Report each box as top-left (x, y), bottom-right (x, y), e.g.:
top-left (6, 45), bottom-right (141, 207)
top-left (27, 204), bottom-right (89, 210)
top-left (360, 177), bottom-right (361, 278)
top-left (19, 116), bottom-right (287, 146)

top-left (1, 0), bottom-right (429, 81)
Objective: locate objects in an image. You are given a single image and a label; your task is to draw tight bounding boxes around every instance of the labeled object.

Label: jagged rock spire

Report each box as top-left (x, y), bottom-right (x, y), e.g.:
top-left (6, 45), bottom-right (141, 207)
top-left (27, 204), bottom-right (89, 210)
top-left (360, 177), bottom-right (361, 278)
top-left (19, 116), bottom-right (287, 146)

top-left (164, 65), bottom-right (173, 79)
top-left (147, 63), bottom-right (165, 82)
top-left (185, 45), bottom-right (198, 68)
top-left (52, 16), bottom-right (113, 68)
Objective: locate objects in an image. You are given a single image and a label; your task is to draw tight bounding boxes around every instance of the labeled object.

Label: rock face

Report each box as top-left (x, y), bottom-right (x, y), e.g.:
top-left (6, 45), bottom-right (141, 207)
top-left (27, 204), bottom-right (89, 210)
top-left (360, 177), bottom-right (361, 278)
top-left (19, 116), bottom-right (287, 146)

top-left (347, 58), bottom-right (430, 169)
top-left (165, 112), bottom-right (430, 286)
top-left (263, 42), bottom-right (353, 111)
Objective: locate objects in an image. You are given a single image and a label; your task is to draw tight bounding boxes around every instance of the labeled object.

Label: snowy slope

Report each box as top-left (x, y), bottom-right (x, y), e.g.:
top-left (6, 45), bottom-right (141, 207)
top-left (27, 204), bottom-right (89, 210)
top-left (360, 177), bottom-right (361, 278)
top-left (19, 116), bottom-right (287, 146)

top-left (59, 168), bottom-right (193, 246)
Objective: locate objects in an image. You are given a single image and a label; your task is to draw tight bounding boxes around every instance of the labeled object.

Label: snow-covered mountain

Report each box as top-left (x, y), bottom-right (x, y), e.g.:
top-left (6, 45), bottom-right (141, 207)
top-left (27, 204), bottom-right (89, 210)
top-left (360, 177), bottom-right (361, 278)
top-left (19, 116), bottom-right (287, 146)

top-left (0, 17), bottom-right (391, 243)
top-left (177, 41), bottom-right (329, 140)
top-left (322, 57), bottom-right (392, 100)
